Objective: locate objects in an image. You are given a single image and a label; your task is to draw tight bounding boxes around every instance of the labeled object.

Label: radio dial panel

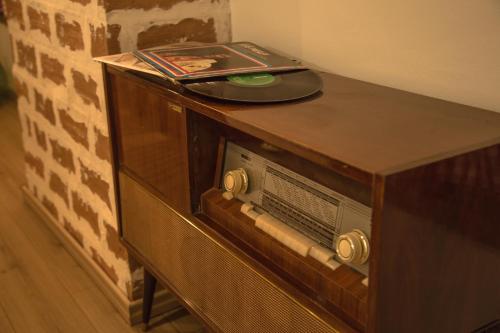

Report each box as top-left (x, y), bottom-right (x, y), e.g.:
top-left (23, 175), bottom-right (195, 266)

top-left (222, 142), bottom-right (372, 275)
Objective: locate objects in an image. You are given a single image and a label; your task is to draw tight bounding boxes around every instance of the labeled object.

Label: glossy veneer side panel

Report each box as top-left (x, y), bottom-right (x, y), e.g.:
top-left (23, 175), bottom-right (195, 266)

top-left (109, 71), bottom-right (190, 213)
top-left (373, 144), bottom-right (500, 333)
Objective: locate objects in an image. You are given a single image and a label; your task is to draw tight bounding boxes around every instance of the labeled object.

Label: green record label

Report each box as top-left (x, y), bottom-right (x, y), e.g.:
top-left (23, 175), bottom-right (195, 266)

top-left (227, 73), bottom-right (276, 86)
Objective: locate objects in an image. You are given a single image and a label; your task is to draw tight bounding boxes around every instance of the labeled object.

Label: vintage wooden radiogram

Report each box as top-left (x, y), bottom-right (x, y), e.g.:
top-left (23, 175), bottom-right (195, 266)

top-left (103, 63), bottom-right (500, 333)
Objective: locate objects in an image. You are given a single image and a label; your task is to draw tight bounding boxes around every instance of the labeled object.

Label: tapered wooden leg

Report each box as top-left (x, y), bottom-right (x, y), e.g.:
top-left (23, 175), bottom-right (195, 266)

top-left (142, 269), bottom-right (157, 330)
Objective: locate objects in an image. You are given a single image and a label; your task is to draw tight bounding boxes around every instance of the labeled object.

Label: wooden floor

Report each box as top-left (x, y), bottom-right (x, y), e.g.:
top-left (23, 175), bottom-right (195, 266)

top-left (0, 97), bottom-right (205, 333)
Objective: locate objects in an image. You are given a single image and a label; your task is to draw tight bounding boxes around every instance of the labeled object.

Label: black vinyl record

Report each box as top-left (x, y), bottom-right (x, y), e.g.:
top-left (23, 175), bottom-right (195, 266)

top-left (183, 69), bottom-right (322, 103)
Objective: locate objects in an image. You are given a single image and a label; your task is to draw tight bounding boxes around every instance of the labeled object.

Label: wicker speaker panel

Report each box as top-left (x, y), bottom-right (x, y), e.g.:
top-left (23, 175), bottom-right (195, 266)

top-left (120, 172), bottom-right (342, 333)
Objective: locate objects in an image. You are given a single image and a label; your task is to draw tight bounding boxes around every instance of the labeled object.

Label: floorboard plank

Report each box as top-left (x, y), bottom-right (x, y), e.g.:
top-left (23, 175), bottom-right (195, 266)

top-left (0, 199), bottom-right (101, 332)
top-left (0, 178), bottom-right (136, 333)
top-left (0, 304), bottom-right (16, 333)
top-left (137, 308), bottom-right (191, 333)
top-left (0, 235), bottom-right (61, 333)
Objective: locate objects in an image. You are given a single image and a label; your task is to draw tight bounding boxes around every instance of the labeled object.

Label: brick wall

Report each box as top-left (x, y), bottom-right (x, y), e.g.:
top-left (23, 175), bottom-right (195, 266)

top-left (4, 0), bottom-right (230, 300)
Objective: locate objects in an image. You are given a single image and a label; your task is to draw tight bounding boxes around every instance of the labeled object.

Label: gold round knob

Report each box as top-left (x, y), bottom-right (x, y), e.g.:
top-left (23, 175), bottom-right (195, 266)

top-left (335, 229), bottom-right (370, 265)
top-left (223, 168), bottom-right (248, 196)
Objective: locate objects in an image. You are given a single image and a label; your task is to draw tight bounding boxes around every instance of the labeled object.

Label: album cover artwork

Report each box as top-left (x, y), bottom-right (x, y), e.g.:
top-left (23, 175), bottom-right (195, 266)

top-left (134, 42), bottom-right (305, 80)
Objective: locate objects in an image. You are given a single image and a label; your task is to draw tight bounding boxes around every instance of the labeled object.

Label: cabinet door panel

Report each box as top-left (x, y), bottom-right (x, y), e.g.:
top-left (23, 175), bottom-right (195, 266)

top-left (110, 73), bottom-right (189, 211)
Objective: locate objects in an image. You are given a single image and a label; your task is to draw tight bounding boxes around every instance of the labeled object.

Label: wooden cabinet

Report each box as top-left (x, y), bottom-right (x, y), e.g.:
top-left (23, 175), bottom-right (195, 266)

top-left (109, 73), bottom-right (190, 212)
top-left (103, 65), bottom-right (500, 333)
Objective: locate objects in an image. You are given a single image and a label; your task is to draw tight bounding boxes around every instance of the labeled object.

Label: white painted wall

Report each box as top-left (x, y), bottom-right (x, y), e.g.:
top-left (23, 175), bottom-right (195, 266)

top-left (230, 0), bottom-right (500, 112)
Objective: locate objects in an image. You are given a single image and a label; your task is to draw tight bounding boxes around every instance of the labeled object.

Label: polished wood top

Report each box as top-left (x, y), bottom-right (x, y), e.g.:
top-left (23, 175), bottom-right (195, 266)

top-left (222, 74), bottom-right (500, 176)
top-left (108, 66), bottom-right (500, 179)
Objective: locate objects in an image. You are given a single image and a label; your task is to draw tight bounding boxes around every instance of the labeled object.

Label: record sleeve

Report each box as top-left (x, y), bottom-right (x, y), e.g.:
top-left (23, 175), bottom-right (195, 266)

top-left (134, 42), bottom-right (305, 80)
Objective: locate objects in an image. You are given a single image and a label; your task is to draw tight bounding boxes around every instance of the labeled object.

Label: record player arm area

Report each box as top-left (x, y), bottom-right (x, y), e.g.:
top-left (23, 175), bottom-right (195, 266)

top-left (102, 64), bottom-right (500, 333)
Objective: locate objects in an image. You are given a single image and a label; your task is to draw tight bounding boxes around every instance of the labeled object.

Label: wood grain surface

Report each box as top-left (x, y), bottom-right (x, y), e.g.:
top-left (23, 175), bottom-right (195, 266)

top-left (105, 64), bottom-right (500, 333)
top-left (369, 144), bottom-right (500, 333)
top-left (108, 67), bottom-right (500, 182)
top-left (109, 73), bottom-right (191, 213)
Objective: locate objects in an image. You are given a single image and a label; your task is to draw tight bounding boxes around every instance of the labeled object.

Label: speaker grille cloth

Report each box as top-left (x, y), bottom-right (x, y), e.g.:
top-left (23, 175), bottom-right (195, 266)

top-left (120, 172), bottom-right (339, 333)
